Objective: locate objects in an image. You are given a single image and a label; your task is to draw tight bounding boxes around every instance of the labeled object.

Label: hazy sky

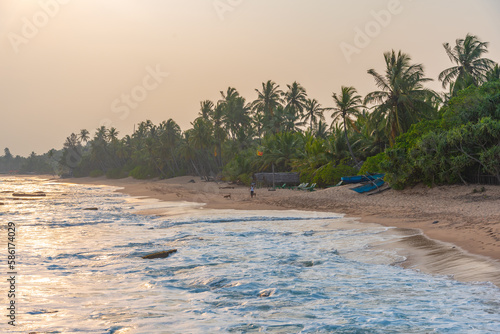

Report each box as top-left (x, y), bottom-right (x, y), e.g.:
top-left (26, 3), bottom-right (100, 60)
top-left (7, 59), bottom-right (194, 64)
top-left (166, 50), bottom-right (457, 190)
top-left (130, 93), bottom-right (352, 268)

top-left (1, 0), bottom-right (500, 156)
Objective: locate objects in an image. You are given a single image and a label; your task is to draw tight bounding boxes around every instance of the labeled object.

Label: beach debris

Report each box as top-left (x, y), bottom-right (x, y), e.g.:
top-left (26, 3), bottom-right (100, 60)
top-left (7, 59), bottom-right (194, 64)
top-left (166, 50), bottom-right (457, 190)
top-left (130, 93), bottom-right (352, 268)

top-left (259, 288), bottom-right (276, 298)
top-left (0, 202), bottom-right (4, 205)
top-left (141, 249), bottom-right (177, 259)
top-left (188, 179), bottom-right (195, 183)
top-left (223, 194), bottom-right (231, 199)
top-left (83, 207), bottom-right (98, 210)
top-left (12, 191), bottom-right (46, 197)
top-left (219, 186), bottom-right (234, 189)
top-left (432, 221), bottom-right (439, 224)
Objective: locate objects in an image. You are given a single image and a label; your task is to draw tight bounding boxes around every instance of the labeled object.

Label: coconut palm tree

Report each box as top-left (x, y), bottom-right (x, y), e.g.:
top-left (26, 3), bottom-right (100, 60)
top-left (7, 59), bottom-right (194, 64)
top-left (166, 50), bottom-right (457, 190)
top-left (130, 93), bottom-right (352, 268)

top-left (251, 80), bottom-right (284, 120)
top-left (79, 129), bottom-right (90, 144)
top-left (218, 87), bottom-right (252, 141)
top-left (190, 118), bottom-right (213, 150)
top-left (365, 50), bottom-right (436, 144)
top-left (284, 81), bottom-right (308, 120)
top-left (159, 119), bottom-right (182, 172)
top-left (259, 132), bottom-right (304, 171)
top-left (314, 120), bottom-right (330, 140)
top-left (438, 34), bottom-right (495, 95)
top-left (486, 63), bottom-right (500, 82)
top-left (331, 86), bottom-right (363, 164)
top-left (274, 105), bottom-right (303, 133)
top-left (107, 127), bottom-right (119, 143)
top-left (302, 98), bottom-right (326, 132)
top-left (199, 100), bottom-right (214, 120)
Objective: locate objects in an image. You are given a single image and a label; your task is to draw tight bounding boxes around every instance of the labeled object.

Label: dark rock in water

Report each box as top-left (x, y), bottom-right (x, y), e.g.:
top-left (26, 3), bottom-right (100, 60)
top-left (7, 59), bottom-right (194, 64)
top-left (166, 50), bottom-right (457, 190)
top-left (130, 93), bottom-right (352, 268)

top-left (142, 249), bottom-right (177, 259)
top-left (259, 288), bottom-right (276, 297)
top-left (12, 192), bottom-right (46, 197)
top-left (83, 207), bottom-right (98, 210)
top-left (299, 260), bottom-right (315, 267)
top-left (432, 221), bottom-right (439, 224)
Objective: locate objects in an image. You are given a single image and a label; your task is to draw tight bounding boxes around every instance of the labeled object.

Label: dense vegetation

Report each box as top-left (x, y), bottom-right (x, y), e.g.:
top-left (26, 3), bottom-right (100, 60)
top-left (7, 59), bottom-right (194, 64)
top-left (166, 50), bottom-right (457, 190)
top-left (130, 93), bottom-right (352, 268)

top-left (2, 34), bottom-right (499, 188)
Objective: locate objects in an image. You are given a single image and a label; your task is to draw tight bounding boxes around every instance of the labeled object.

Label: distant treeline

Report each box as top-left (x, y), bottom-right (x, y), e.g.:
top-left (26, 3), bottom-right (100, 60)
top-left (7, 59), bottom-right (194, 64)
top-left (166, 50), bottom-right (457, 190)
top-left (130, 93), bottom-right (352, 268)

top-left (2, 34), bottom-right (499, 187)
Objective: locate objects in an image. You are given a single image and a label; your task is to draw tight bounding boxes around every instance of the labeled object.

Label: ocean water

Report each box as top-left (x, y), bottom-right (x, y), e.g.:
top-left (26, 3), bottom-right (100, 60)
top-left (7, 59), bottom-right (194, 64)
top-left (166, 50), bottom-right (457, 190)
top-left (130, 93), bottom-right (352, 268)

top-left (1, 176), bottom-right (499, 333)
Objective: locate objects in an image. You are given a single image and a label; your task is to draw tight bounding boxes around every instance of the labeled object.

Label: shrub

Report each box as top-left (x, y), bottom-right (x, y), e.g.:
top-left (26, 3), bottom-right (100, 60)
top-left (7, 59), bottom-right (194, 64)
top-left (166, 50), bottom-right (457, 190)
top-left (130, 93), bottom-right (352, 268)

top-left (238, 173), bottom-right (252, 186)
top-left (106, 168), bottom-right (128, 179)
top-left (312, 163), bottom-right (358, 188)
top-left (359, 152), bottom-right (387, 175)
top-left (129, 166), bottom-right (156, 179)
top-left (89, 169), bottom-right (104, 177)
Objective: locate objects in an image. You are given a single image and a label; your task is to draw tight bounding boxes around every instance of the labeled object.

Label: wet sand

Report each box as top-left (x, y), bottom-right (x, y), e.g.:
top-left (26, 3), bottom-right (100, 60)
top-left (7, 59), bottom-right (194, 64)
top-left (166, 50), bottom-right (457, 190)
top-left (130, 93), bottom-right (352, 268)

top-left (53, 175), bottom-right (500, 287)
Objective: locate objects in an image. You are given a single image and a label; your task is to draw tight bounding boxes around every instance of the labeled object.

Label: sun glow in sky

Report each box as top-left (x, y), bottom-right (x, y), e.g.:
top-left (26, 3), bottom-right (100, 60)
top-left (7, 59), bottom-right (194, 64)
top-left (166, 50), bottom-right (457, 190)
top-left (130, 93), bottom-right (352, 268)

top-left (1, 0), bottom-right (500, 156)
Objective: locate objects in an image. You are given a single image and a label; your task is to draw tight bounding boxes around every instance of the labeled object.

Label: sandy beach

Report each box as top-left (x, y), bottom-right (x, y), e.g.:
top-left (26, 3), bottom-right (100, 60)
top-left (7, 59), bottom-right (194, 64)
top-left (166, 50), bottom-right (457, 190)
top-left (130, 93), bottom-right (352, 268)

top-left (54, 175), bottom-right (500, 286)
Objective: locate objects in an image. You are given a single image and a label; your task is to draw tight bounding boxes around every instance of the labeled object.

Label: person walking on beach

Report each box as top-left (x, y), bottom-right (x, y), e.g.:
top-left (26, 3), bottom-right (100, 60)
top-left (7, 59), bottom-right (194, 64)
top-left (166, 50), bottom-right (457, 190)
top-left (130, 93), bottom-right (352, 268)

top-left (250, 184), bottom-right (255, 198)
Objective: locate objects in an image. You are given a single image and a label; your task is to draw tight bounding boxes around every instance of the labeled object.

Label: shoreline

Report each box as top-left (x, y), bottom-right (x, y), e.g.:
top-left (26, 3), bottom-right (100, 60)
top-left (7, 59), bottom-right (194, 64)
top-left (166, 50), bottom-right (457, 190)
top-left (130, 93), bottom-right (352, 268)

top-left (49, 175), bottom-right (500, 286)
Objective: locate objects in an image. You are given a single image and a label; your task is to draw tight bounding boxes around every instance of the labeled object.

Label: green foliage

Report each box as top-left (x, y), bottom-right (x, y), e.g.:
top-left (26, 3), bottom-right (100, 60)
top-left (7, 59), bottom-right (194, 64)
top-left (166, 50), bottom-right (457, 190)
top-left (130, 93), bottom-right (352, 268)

top-left (106, 168), bottom-right (128, 179)
top-left (89, 169), bottom-right (104, 177)
top-left (17, 43), bottom-right (496, 189)
top-left (222, 149), bottom-right (256, 182)
top-left (302, 162), bottom-right (357, 188)
top-left (258, 132), bottom-right (304, 172)
top-left (393, 119), bottom-right (442, 151)
top-left (381, 81), bottom-right (500, 188)
top-left (365, 50), bottom-right (438, 144)
top-left (442, 81), bottom-right (500, 125)
top-left (359, 152), bottom-right (387, 175)
top-left (129, 166), bottom-right (156, 179)
top-left (18, 152), bottom-right (55, 174)
top-left (299, 169), bottom-right (314, 184)
top-left (237, 173), bottom-right (253, 186)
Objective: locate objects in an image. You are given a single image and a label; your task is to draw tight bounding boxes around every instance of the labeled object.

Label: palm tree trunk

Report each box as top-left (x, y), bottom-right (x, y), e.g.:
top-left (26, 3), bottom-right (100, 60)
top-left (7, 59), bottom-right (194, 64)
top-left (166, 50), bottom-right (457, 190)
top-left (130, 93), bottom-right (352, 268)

top-left (343, 116), bottom-right (358, 165)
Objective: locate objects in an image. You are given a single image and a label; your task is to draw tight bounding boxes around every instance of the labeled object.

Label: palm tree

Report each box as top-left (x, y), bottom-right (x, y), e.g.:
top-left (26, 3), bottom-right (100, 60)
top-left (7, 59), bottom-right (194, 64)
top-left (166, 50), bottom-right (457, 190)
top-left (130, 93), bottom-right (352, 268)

top-left (365, 50), bottom-right (436, 144)
top-left (251, 80), bottom-right (284, 119)
top-left (211, 103), bottom-right (227, 166)
top-left (284, 81), bottom-right (308, 119)
top-left (355, 109), bottom-right (388, 157)
top-left (331, 86), bottom-right (363, 164)
top-left (302, 98), bottom-right (326, 132)
top-left (438, 34), bottom-right (495, 95)
top-left (107, 127), bottom-right (119, 143)
top-left (218, 87), bottom-right (252, 141)
top-left (79, 129), bottom-right (90, 144)
top-left (159, 119), bottom-right (182, 172)
top-left (314, 120), bottom-right (330, 140)
top-left (3, 148), bottom-right (12, 160)
top-left (199, 100), bottom-right (214, 120)
top-left (274, 105), bottom-right (303, 133)
top-left (486, 63), bottom-right (500, 82)
top-left (95, 126), bottom-right (108, 142)
top-left (259, 132), bottom-right (303, 171)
